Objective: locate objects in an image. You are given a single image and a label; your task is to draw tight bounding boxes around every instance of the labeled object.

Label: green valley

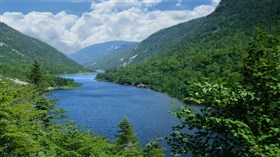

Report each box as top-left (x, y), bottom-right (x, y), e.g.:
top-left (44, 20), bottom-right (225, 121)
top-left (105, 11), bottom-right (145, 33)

top-left (1, 0), bottom-right (280, 156)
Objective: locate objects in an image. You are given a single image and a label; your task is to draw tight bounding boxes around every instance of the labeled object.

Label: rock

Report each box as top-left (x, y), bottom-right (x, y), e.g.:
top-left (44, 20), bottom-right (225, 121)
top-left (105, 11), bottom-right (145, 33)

top-left (137, 83), bottom-right (145, 88)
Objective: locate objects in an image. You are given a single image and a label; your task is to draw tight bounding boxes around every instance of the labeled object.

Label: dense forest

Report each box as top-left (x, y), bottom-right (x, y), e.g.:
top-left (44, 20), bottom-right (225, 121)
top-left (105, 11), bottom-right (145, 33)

top-left (0, 22), bottom-right (85, 80)
top-left (93, 0), bottom-right (280, 71)
top-left (97, 0), bottom-right (280, 100)
top-left (0, 22), bottom-right (88, 89)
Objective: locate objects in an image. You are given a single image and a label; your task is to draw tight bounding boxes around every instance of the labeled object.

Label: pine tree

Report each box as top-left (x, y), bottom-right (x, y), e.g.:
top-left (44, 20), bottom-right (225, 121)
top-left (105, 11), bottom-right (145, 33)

top-left (27, 60), bottom-right (42, 86)
top-left (115, 117), bottom-right (142, 156)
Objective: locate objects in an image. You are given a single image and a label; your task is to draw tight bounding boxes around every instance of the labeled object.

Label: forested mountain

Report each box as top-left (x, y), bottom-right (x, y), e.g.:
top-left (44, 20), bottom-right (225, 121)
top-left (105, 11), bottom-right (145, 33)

top-left (110, 0), bottom-right (280, 66)
top-left (84, 44), bottom-right (138, 70)
top-left (69, 41), bottom-right (138, 66)
top-left (97, 0), bottom-right (280, 100)
top-left (0, 22), bottom-right (84, 79)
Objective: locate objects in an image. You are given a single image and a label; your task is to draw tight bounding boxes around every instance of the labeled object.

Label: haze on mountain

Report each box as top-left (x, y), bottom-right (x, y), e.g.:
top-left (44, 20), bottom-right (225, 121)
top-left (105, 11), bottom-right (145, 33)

top-left (69, 41), bottom-right (138, 67)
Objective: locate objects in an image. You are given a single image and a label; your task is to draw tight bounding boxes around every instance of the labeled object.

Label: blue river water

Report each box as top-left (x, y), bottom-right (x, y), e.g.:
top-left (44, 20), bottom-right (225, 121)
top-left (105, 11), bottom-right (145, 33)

top-left (48, 73), bottom-right (197, 156)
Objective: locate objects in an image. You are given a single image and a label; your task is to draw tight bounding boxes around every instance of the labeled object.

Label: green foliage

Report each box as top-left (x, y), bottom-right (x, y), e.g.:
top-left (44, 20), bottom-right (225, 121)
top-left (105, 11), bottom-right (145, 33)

top-left (115, 117), bottom-right (143, 156)
top-left (143, 139), bottom-right (165, 157)
top-left (45, 75), bottom-right (82, 89)
top-left (0, 81), bottom-right (142, 157)
top-left (0, 22), bottom-right (84, 80)
top-left (27, 60), bottom-right (42, 86)
top-left (25, 60), bottom-right (81, 89)
top-left (166, 33), bottom-right (280, 156)
top-left (97, 0), bottom-right (280, 101)
top-left (0, 81), bottom-right (52, 156)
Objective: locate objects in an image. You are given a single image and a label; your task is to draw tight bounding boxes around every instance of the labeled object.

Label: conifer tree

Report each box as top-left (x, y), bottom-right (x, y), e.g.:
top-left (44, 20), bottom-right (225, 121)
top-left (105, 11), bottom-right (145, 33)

top-left (115, 117), bottom-right (142, 156)
top-left (28, 60), bottom-right (42, 86)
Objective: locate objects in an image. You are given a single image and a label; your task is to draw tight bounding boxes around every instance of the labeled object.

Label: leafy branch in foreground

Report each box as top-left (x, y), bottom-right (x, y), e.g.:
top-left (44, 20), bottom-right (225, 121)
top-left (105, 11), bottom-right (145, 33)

top-left (167, 32), bottom-right (280, 156)
top-left (0, 81), bottom-right (117, 156)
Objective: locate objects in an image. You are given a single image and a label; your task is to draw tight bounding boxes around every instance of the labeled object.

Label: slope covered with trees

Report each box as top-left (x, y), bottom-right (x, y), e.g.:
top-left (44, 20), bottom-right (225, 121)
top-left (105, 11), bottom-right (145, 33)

top-left (97, 0), bottom-right (280, 100)
top-left (0, 22), bottom-right (84, 80)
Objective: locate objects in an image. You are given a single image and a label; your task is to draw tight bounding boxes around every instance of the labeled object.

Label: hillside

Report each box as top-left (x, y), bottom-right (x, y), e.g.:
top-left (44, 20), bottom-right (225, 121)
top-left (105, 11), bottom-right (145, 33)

top-left (0, 22), bottom-right (84, 79)
top-left (69, 41), bottom-right (138, 66)
top-left (84, 44), bottom-right (138, 70)
top-left (97, 0), bottom-right (280, 100)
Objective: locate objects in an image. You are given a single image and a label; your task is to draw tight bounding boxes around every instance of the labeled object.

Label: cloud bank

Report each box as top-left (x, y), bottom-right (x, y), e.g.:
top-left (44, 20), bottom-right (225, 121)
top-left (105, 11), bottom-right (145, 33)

top-left (1, 0), bottom-right (221, 54)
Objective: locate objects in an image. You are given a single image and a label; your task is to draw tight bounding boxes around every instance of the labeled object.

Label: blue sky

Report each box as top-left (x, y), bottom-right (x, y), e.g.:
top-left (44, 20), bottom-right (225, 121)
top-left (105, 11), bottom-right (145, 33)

top-left (0, 0), bottom-right (220, 54)
top-left (1, 0), bottom-right (212, 15)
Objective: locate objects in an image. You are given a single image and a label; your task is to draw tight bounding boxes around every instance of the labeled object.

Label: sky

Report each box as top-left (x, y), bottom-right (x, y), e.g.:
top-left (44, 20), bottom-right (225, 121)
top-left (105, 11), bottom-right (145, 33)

top-left (0, 0), bottom-right (221, 54)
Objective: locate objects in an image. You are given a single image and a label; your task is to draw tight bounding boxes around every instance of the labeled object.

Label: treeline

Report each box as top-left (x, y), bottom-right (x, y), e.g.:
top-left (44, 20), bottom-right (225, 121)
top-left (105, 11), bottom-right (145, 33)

top-left (0, 61), bottom-right (84, 89)
top-left (26, 60), bottom-right (81, 89)
top-left (0, 80), bottom-right (165, 157)
top-left (96, 32), bottom-right (245, 100)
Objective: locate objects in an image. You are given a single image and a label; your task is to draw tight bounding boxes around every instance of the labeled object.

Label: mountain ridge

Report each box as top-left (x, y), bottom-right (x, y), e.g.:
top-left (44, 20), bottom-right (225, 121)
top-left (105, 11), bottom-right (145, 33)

top-left (100, 0), bottom-right (280, 69)
top-left (69, 41), bottom-right (139, 65)
top-left (97, 0), bottom-right (280, 100)
top-left (0, 22), bottom-right (84, 79)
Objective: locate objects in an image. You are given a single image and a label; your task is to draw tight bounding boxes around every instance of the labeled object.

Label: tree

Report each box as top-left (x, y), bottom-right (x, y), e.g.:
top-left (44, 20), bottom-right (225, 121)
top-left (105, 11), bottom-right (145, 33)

top-left (167, 32), bottom-right (280, 156)
top-left (0, 81), bottom-right (126, 157)
top-left (115, 117), bottom-right (143, 156)
top-left (144, 139), bottom-right (165, 157)
top-left (27, 60), bottom-right (42, 86)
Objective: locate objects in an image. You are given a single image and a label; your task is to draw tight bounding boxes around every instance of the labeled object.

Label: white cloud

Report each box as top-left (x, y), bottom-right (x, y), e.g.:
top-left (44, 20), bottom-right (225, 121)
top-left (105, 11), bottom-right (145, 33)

top-left (176, 0), bottom-right (182, 7)
top-left (1, 0), bottom-right (220, 54)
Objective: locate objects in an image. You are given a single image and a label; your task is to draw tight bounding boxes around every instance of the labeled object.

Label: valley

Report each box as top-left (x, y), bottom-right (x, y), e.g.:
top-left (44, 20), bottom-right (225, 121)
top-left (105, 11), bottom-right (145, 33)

top-left (0, 0), bottom-right (279, 156)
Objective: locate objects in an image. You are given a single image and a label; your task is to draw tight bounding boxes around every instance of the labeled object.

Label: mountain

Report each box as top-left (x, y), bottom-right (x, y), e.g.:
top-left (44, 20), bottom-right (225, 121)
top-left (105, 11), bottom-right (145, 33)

top-left (97, 0), bottom-right (280, 100)
top-left (69, 41), bottom-right (138, 66)
top-left (0, 22), bottom-right (84, 79)
top-left (104, 0), bottom-right (280, 67)
top-left (84, 44), bottom-right (138, 70)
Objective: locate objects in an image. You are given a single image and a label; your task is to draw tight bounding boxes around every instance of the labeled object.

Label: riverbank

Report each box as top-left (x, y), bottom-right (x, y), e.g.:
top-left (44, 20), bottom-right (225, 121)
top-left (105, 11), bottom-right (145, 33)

top-left (46, 83), bottom-right (82, 91)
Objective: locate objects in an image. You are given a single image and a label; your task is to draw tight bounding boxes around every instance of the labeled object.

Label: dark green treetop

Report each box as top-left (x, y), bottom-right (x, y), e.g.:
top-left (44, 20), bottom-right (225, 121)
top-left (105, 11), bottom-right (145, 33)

top-left (144, 139), bottom-right (165, 157)
top-left (115, 117), bottom-right (143, 156)
top-left (27, 60), bottom-right (42, 86)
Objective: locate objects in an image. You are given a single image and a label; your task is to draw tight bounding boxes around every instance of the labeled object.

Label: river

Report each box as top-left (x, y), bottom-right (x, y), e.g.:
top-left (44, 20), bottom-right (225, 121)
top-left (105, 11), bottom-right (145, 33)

top-left (48, 73), bottom-right (197, 156)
